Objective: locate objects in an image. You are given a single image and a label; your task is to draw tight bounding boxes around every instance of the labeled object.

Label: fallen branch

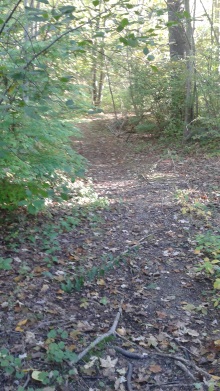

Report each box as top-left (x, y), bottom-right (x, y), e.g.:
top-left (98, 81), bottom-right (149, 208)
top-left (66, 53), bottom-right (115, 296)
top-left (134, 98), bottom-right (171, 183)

top-left (112, 341), bottom-right (212, 390)
top-left (153, 351), bottom-right (212, 379)
top-left (72, 306), bottom-right (122, 365)
top-left (176, 361), bottom-right (197, 381)
top-left (127, 362), bottom-right (133, 391)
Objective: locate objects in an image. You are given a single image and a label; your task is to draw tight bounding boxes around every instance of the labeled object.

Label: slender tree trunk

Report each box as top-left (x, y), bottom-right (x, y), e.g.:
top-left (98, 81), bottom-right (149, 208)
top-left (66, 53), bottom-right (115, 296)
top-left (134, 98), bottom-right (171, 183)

top-left (184, 0), bottom-right (196, 137)
top-left (105, 57), bottom-right (117, 119)
top-left (167, 0), bottom-right (186, 59)
top-left (91, 1), bottom-right (105, 108)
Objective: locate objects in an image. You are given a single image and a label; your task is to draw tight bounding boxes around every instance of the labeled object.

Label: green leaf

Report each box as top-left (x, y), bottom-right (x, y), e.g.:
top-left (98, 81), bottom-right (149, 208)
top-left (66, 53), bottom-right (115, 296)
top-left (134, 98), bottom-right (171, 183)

top-left (0, 258), bottom-right (12, 271)
top-left (214, 279), bottom-right (220, 290)
top-left (121, 18), bottom-right (129, 27)
top-left (66, 99), bottom-right (74, 107)
top-left (93, 31), bottom-right (105, 38)
top-left (60, 331), bottom-right (68, 339)
top-left (10, 71), bottom-right (25, 81)
top-left (119, 37), bottom-right (128, 45)
top-left (47, 329), bottom-right (57, 338)
top-left (24, 107), bottom-right (41, 120)
top-left (59, 6), bottom-right (76, 14)
top-left (59, 76), bottom-right (72, 82)
top-left (147, 54), bottom-right (155, 61)
top-left (117, 18), bottom-right (129, 32)
top-left (127, 39), bottom-right (138, 47)
top-left (100, 297), bottom-right (108, 305)
top-left (32, 370), bottom-right (48, 382)
top-left (146, 283), bottom-right (157, 290)
top-left (182, 11), bottom-right (191, 18)
top-left (166, 21), bottom-right (179, 27)
top-left (143, 47), bottom-right (149, 55)
top-left (194, 383), bottom-right (203, 390)
top-left (37, 0), bottom-right (49, 3)
top-left (93, 0), bottom-right (99, 5)
top-left (150, 65), bottom-right (158, 72)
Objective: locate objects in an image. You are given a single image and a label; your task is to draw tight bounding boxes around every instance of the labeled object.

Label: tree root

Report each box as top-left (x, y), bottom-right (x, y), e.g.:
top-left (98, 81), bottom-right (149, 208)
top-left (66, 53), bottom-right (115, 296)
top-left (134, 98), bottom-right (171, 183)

top-left (69, 307), bottom-right (212, 391)
top-left (113, 342), bottom-right (212, 391)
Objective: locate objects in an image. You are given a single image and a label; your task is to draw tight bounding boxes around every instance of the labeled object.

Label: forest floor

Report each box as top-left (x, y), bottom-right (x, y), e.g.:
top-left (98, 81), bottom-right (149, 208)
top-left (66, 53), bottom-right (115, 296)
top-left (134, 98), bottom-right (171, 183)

top-left (0, 115), bottom-right (220, 391)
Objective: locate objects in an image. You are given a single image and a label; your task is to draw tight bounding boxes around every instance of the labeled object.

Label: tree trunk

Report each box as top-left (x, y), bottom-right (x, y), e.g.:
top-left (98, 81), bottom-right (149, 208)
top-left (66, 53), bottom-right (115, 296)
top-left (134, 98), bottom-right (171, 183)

top-left (167, 0), bottom-right (186, 59)
top-left (183, 0), bottom-right (196, 137)
top-left (91, 2), bottom-right (105, 108)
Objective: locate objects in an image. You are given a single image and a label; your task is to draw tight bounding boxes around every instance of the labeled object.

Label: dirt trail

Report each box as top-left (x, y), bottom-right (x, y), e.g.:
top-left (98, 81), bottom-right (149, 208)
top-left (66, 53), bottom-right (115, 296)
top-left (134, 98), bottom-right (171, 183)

top-left (72, 116), bottom-right (220, 390)
top-left (0, 116), bottom-right (219, 391)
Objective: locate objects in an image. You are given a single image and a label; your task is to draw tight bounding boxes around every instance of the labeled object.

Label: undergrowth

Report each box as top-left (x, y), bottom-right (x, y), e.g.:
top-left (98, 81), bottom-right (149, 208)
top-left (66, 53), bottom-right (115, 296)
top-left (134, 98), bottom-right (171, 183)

top-left (177, 188), bottom-right (220, 307)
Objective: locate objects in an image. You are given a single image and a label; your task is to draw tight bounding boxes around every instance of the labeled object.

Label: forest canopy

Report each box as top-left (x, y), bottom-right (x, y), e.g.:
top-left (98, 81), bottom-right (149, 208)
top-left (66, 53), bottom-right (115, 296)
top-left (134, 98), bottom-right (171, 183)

top-left (0, 0), bottom-right (219, 212)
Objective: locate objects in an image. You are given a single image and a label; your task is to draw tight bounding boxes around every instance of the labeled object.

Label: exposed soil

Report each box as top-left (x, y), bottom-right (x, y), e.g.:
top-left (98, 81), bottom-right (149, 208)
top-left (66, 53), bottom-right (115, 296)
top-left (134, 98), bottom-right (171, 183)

top-left (0, 115), bottom-right (220, 391)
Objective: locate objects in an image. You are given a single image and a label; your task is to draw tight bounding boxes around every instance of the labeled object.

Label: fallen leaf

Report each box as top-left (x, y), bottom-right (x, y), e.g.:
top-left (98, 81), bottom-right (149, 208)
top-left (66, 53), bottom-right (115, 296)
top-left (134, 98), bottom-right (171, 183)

top-left (25, 331), bottom-right (36, 344)
top-left (32, 370), bottom-right (44, 382)
top-left (77, 321), bottom-right (94, 331)
top-left (149, 364), bottom-right (162, 373)
top-left (116, 327), bottom-right (127, 336)
top-left (1, 302), bottom-right (8, 308)
top-left (117, 367), bottom-right (127, 375)
top-left (100, 356), bottom-right (118, 368)
top-left (211, 375), bottom-right (220, 380)
top-left (80, 299), bottom-right (89, 309)
top-left (15, 319), bottom-right (28, 332)
top-left (69, 330), bottom-right (81, 339)
top-left (114, 376), bottom-right (126, 390)
top-left (185, 328), bottom-right (199, 337)
top-left (214, 339), bottom-right (220, 346)
top-left (84, 356), bottom-right (98, 369)
top-left (156, 311), bottom-right (167, 319)
top-left (147, 335), bottom-right (158, 347)
top-left (97, 279), bottom-right (105, 286)
top-left (40, 284), bottom-right (49, 293)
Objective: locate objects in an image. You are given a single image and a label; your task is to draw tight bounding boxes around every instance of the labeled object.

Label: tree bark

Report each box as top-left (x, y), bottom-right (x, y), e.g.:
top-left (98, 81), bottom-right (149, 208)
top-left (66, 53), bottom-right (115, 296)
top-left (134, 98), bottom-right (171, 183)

top-left (184, 0), bottom-right (196, 137)
top-left (167, 0), bottom-right (186, 59)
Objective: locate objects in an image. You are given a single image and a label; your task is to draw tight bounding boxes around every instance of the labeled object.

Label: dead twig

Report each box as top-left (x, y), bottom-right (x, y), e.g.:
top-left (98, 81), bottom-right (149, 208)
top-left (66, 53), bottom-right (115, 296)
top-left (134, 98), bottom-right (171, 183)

top-left (153, 351), bottom-right (212, 379)
top-left (23, 373), bottom-right (31, 389)
top-left (127, 362), bottom-right (133, 391)
top-left (71, 306), bottom-right (122, 365)
top-left (176, 361), bottom-right (197, 381)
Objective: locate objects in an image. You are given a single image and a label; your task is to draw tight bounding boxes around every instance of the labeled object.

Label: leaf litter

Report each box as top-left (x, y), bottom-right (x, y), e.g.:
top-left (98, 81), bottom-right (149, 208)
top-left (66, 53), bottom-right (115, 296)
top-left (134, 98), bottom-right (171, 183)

top-left (0, 115), bottom-right (220, 390)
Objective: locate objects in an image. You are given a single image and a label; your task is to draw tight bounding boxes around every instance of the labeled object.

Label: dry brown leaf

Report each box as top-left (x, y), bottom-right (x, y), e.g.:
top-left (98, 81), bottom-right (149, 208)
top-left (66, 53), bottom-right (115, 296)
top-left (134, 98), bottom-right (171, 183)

top-left (147, 335), bottom-right (158, 347)
top-left (100, 356), bottom-right (118, 368)
top-left (156, 311), bottom-right (167, 319)
top-left (17, 319), bottom-right (28, 327)
top-left (149, 364), bottom-right (162, 373)
top-left (97, 279), bottom-right (105, 286)
top-left (40, 284), bottom-right (49, 293)
top-left (116, 327), bottom-right (127, 336)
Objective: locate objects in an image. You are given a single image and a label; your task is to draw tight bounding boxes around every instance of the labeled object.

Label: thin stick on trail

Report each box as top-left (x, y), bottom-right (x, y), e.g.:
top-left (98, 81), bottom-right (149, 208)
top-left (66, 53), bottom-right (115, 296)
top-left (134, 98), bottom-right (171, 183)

top-left (72, 306), bottom-right (122, 365)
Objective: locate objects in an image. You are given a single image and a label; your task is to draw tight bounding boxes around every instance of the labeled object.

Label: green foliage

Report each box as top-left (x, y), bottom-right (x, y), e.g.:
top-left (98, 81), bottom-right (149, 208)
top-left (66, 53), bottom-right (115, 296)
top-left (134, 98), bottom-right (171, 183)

top-left (47, 342), bottom-right (77, 363)
top-left (61, 252), bottom-right (129, 293)
top-left (0, 257), bottom-right (12, 270)
top-left (0, 348), bottom-right (24, 379)
top-left (125, 60), bottom-right (186, 138)
top-left (186, 117), bottom-right (220, 145)
top-left (0, 0), bottom-right (88, 213)
top-left (195, 232), bottom-right (220, 307)
top-left (0, 96), bottom-right (85, 212)
top-left (46, 329), bottom-right (78, 364)
top-left (196, 232), bottom-right (220, 257)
